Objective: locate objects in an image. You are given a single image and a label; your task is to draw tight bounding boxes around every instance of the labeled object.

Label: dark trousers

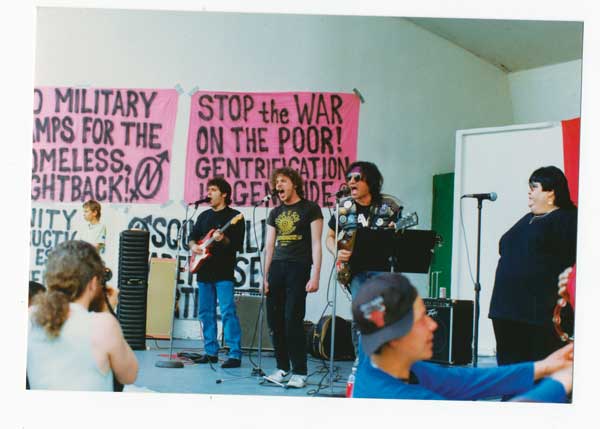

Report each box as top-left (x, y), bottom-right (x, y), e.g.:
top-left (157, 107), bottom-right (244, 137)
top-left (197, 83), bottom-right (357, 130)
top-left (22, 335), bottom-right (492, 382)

top-left (492, 318), bottom-right (564, 365)
top-left (266, 260), bottom-right (310, 375)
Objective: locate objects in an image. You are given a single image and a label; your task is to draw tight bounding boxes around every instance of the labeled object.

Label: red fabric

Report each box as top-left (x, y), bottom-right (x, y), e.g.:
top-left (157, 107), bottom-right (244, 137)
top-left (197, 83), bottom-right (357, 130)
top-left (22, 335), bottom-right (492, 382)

top-left (567, 265), bottom-right (576, 310)
top-left (561, 118), bottom-right (580, 203)
top-left (561, 119), bottom-right (579, 310)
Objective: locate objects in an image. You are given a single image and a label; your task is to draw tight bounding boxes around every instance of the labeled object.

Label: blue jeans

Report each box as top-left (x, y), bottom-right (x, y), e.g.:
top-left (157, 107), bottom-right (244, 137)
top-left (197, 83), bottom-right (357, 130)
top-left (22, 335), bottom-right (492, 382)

top-left (197, 280), bottom-right (242, 359)
top-left (349, 271), bottom-right (385, 362)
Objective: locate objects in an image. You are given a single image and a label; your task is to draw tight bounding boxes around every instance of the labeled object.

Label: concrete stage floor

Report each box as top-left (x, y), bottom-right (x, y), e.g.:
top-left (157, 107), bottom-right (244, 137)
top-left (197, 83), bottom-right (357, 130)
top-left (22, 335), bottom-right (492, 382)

top-left (124, 339), bottom-right (497, 398)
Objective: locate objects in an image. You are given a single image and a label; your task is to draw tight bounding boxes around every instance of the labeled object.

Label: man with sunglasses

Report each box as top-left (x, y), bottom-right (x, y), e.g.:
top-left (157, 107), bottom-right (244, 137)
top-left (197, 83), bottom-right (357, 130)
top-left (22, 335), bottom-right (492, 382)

top-left (326, 161), bottom-right (402, 361)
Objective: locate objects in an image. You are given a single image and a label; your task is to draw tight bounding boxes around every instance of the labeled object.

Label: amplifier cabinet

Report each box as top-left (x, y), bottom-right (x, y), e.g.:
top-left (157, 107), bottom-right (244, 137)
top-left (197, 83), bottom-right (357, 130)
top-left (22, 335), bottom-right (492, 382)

top-left (423, 298), bottom-right (473, 365)
top-left (146, 258), bottom-right (177, 339)
top-left (231, 293), bottom-right (273, 351)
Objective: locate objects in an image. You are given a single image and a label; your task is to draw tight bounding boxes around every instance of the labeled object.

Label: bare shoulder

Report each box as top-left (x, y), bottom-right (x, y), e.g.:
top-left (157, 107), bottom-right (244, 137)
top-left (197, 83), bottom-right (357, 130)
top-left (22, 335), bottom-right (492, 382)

top-left (91, 312), bottom-right (121, 342)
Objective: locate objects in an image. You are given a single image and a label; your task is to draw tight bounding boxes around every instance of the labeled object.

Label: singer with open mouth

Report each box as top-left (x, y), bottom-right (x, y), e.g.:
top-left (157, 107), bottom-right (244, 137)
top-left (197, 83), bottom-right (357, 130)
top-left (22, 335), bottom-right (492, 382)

top-left (263, 167), bottom-right (323, 388)
top-left (489, 166), bottom-right (577, 367)
top-left (189, 177), bottom-right (245, 369)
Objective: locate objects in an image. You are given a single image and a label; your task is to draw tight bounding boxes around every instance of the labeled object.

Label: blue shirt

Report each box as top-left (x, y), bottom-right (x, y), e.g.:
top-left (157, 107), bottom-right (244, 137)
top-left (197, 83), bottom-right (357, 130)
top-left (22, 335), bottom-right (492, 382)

top-left (353, 359), bottom-right (566, 403)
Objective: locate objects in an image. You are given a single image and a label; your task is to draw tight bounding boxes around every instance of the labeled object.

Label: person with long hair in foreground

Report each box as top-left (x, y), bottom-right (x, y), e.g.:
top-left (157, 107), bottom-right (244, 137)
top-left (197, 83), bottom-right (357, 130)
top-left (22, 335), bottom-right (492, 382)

top-left (27, 240), bottom-right (138, 391)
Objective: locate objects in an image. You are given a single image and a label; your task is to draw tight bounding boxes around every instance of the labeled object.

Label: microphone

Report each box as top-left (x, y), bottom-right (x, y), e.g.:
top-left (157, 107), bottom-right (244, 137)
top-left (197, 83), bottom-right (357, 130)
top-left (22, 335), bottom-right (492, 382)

top-left (255, 189), bottom-right (279, 205)
top-left (335, 184), bottom-right (351, 199)
top-left (191, 196), bottom-right (211, 205)
top-left (461, 192), bottom-right (497, 201)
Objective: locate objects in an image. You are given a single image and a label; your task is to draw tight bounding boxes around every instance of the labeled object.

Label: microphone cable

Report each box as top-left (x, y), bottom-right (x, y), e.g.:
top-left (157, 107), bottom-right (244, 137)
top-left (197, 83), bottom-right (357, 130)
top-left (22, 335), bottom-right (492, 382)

top-left (459, 197), bottom-right (477, 287)
top-left (245, 201), bottom-right (270, 372)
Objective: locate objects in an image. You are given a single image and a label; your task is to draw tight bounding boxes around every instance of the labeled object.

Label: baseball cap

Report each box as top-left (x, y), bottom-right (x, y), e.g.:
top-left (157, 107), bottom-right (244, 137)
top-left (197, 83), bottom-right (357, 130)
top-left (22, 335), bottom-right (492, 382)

top-left (352, 273), bottom-right (418, 355)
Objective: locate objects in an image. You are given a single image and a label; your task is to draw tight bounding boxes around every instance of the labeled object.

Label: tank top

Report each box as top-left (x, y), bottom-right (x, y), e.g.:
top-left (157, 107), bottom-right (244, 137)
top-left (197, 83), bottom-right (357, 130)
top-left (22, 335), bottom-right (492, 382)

top-left (27, 302), bottom-right (113, 391)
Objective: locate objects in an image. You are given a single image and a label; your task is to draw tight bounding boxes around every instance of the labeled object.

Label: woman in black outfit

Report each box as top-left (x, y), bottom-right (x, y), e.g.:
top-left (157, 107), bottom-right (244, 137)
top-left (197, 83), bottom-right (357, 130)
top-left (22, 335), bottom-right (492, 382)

top-left (489, 166), bottom-right (577, 365)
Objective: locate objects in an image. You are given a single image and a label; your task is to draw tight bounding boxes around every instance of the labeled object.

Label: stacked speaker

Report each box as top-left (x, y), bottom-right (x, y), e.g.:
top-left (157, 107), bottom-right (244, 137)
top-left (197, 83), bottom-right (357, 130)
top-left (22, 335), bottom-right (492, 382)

top-left (117, 230), bottom-right (150, 350)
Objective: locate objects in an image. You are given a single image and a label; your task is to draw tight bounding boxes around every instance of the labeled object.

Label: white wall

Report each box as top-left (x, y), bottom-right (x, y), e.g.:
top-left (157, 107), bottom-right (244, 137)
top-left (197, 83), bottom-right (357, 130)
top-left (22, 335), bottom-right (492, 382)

top-left (32, 8), bottom-right (514, 336)
top-left (452, 122), bottom-right (565, 355)
top-left (509, 60), bottom-right (582, 123)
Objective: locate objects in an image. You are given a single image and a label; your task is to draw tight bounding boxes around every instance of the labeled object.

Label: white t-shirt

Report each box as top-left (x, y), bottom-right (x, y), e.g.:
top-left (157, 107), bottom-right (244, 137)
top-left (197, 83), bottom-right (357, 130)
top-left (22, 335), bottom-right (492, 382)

top-left (78, 222), bottom-right (107, 254)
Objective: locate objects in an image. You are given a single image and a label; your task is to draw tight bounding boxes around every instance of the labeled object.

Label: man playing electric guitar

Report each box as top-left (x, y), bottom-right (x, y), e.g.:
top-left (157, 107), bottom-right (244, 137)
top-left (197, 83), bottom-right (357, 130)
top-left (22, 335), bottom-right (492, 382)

top-left (325, 161), bottom-right (405, 362)
top-left (189, 177), bottom-right (245, 368)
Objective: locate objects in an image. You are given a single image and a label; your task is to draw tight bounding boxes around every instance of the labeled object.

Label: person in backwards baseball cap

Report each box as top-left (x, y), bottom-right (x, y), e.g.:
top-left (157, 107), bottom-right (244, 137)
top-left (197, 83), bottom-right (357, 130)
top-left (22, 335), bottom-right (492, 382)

top-left (351, 272), bottom-right (574, 402)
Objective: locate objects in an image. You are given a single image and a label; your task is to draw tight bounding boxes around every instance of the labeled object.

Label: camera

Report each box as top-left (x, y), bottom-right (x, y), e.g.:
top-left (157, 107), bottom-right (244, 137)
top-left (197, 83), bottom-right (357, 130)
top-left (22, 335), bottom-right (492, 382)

top-left (102, 267), bottom-right (113, 286)
top-left (90, 267), bottom-right (116, 314)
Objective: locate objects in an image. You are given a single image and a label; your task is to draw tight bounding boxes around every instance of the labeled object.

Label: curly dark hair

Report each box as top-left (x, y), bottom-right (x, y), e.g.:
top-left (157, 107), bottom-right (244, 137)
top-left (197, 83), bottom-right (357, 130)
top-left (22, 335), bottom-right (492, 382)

top-left (529, 166), bottom-right (576, 209)
top-left (345, 161), bottom-right (384, 203)
top-left (270, 167), bottom-right (305, 199)
top-left (208, 176), bottom-right (232, 205)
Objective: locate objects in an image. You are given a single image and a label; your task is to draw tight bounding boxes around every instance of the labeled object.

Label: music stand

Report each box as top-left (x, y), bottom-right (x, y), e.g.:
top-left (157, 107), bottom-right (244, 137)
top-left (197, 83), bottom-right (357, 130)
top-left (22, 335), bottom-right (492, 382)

top-left (352, 228), bottom-right (437, 274)
top-left (393, 230), bottom-right (438, 274)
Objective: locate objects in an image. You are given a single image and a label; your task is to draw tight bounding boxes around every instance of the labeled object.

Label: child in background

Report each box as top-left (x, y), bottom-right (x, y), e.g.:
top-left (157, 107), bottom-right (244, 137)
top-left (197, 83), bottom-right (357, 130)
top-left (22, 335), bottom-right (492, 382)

top-left (79, 200), bottom-right (107, 255)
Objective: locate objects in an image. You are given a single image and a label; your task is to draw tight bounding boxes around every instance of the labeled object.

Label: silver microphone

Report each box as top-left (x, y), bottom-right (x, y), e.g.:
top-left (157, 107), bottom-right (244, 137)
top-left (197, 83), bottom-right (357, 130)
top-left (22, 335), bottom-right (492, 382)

top-left (461, 192), bottom-right (497, 201)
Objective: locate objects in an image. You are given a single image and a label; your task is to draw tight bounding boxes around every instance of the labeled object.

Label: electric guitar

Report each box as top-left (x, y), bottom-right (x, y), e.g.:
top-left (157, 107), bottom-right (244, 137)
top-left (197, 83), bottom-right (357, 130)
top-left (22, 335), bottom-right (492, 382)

top-left (189, 213), bottom-right (244, 273)
top-left (336, 211), bottom-right (419, 288)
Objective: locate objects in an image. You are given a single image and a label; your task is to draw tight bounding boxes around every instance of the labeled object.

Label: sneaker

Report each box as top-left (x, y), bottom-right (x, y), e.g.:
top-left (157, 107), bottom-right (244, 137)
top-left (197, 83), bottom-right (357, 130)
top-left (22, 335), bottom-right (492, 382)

top-left (287, 374), bottom-right (307, 388)
top-left (265, 369), bottom-right (289, 383)
top-left (220, 358), bottom-right (241, 369)
top-left (196, 354), bottom-right (218, 364)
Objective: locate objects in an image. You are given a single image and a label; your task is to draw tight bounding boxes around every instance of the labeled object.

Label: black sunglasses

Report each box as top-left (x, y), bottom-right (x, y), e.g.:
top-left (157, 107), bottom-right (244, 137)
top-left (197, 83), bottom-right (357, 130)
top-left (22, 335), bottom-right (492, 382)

top-left (346, 172), bottom-right (363, 182)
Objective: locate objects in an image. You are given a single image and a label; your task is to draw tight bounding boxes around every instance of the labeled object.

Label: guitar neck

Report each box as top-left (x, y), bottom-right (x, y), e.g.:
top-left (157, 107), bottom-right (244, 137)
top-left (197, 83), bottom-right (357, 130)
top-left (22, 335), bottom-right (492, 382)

top-left (203, 215), bottom-right (240, 246)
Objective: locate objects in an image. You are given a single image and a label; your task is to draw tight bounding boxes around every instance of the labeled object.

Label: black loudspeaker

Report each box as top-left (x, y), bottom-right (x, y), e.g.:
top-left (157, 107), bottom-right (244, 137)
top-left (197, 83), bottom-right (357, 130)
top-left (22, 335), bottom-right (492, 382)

top-left (232, 292), bottom-right (273, 351)
top-left (117, 230), bottom-right (150, 350)
top-left (423, 298), bottom-right (473, 365)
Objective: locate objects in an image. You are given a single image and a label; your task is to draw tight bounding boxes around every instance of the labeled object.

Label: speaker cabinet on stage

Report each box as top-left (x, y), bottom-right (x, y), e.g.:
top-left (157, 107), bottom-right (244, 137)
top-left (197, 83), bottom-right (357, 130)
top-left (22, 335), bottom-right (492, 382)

top-left (423, 298), bottom-right (473, 365)
top-left (232, 292), bottom-right (273, 351)
top-left (146, 258), bottom-right (178, 339)
top-left (117, 229), bottom-right (150, 350)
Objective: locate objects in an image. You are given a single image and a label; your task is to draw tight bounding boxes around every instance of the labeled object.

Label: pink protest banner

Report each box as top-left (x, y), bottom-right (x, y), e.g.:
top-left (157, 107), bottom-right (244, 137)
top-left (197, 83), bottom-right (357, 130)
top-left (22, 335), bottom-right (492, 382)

top-left (184, 91), bottom-right (360, 207)
top-left (32, 87), bottom-right (179, 203)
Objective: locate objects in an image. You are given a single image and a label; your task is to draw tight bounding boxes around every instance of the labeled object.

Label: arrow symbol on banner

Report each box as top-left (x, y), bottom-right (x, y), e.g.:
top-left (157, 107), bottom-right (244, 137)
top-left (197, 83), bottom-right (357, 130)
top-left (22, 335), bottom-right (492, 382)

top-left (132, 150), bottom-right (170, 200)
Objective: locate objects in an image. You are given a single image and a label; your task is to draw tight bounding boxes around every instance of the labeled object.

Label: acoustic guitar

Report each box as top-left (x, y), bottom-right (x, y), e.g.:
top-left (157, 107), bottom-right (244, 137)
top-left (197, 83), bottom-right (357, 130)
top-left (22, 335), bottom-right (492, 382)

top-left (189, 213), bottom-right (244, 273)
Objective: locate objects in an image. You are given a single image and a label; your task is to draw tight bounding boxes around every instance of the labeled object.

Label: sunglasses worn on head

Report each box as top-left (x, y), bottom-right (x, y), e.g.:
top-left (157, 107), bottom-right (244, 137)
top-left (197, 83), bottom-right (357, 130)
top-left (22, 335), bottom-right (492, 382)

top-left (346, 173), bottom-right (363, 182)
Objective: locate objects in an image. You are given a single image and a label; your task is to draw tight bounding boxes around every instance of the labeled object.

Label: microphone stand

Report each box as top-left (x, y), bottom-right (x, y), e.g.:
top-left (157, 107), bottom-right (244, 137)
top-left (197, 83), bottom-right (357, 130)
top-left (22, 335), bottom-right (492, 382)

top-left (155, 203), bottom-right (197, 369)
top-left (472, 197), bottom-right (484, 367)
top-left (329, 196), bottom-right (341, 395)
top-left (218, 196), bottom-right (270, 385)
top-left (253, 195), bottom-right (274, 379)
top-left (316, 193), bottom-right (345, 397)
